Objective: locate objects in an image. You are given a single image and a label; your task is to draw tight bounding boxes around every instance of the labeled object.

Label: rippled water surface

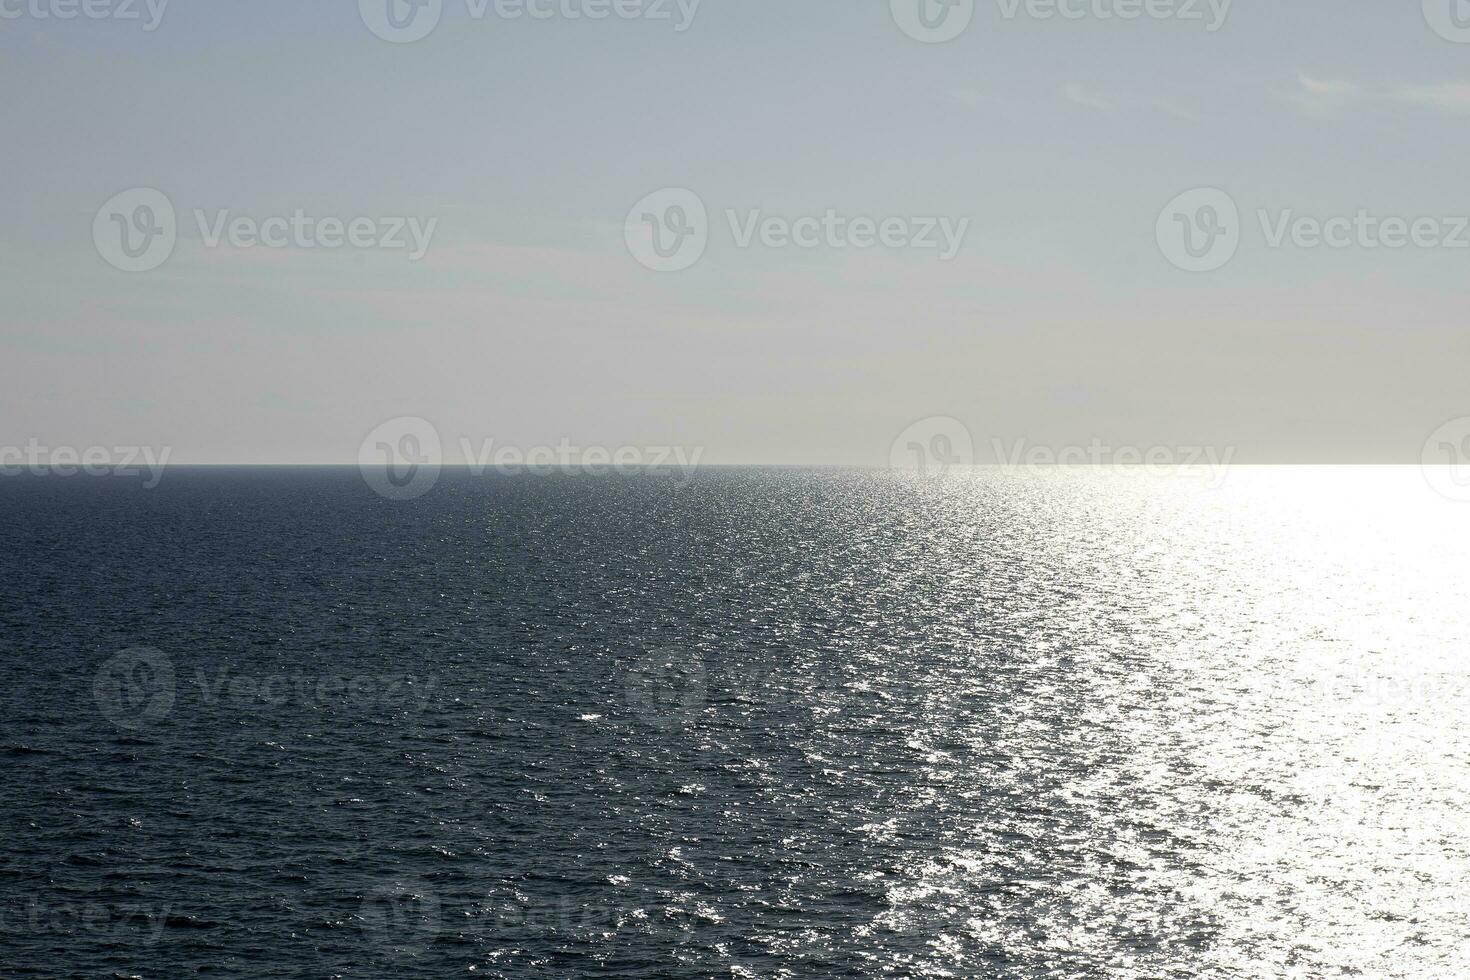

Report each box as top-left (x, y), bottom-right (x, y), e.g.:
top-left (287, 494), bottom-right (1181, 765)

top-left (2, 467), bottom-right (1467, 977)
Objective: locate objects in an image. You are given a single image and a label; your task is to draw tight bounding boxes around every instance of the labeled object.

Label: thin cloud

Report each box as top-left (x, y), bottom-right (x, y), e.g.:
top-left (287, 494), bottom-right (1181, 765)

top-left (1291, 73), bottom-right (1470, 113)
top-left (1060, 84), bottom-right (1199, 119)
top-left (1297, 74), bottom-right (1363, 98)
top-left (946, 89), bottom-right (993, 107)
top-left (1394, 83), bottom-right (1470, 111)
top-left (1062, 83), bottom-right (1113, 112)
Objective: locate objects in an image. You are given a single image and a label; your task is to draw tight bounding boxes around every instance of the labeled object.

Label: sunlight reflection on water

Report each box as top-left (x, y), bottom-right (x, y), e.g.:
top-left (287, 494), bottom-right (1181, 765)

top-left (873, 466), bottom-right (1470, 977)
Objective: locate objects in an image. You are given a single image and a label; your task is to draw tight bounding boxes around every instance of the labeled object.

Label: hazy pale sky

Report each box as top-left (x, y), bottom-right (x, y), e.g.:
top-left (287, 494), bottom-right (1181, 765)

top-left (3, 0), bottom-right (1468, 464)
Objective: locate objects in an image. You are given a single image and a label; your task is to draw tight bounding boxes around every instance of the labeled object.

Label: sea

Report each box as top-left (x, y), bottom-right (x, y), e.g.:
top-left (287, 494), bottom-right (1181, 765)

top-left (2, 466), bottom-right (1468, 978)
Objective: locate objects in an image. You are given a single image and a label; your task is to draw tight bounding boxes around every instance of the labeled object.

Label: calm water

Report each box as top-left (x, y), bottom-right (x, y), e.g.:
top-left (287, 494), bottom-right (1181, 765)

top-left (2, 467), bottom-right (1467, 978)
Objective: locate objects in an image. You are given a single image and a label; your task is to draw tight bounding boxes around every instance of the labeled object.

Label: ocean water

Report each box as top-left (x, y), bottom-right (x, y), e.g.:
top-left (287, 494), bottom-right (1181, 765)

top-left (2, 466), bottom-right (1468, 978)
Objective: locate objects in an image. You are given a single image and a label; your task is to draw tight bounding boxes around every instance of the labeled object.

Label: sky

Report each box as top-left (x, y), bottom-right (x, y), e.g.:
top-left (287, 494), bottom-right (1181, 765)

top-left (2, 0), bottom-right (1468, 465)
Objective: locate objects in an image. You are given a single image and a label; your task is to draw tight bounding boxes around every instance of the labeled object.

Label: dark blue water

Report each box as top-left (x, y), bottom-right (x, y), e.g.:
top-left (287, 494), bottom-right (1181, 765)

top-left (3, 467), bottom-right (1467, 978)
